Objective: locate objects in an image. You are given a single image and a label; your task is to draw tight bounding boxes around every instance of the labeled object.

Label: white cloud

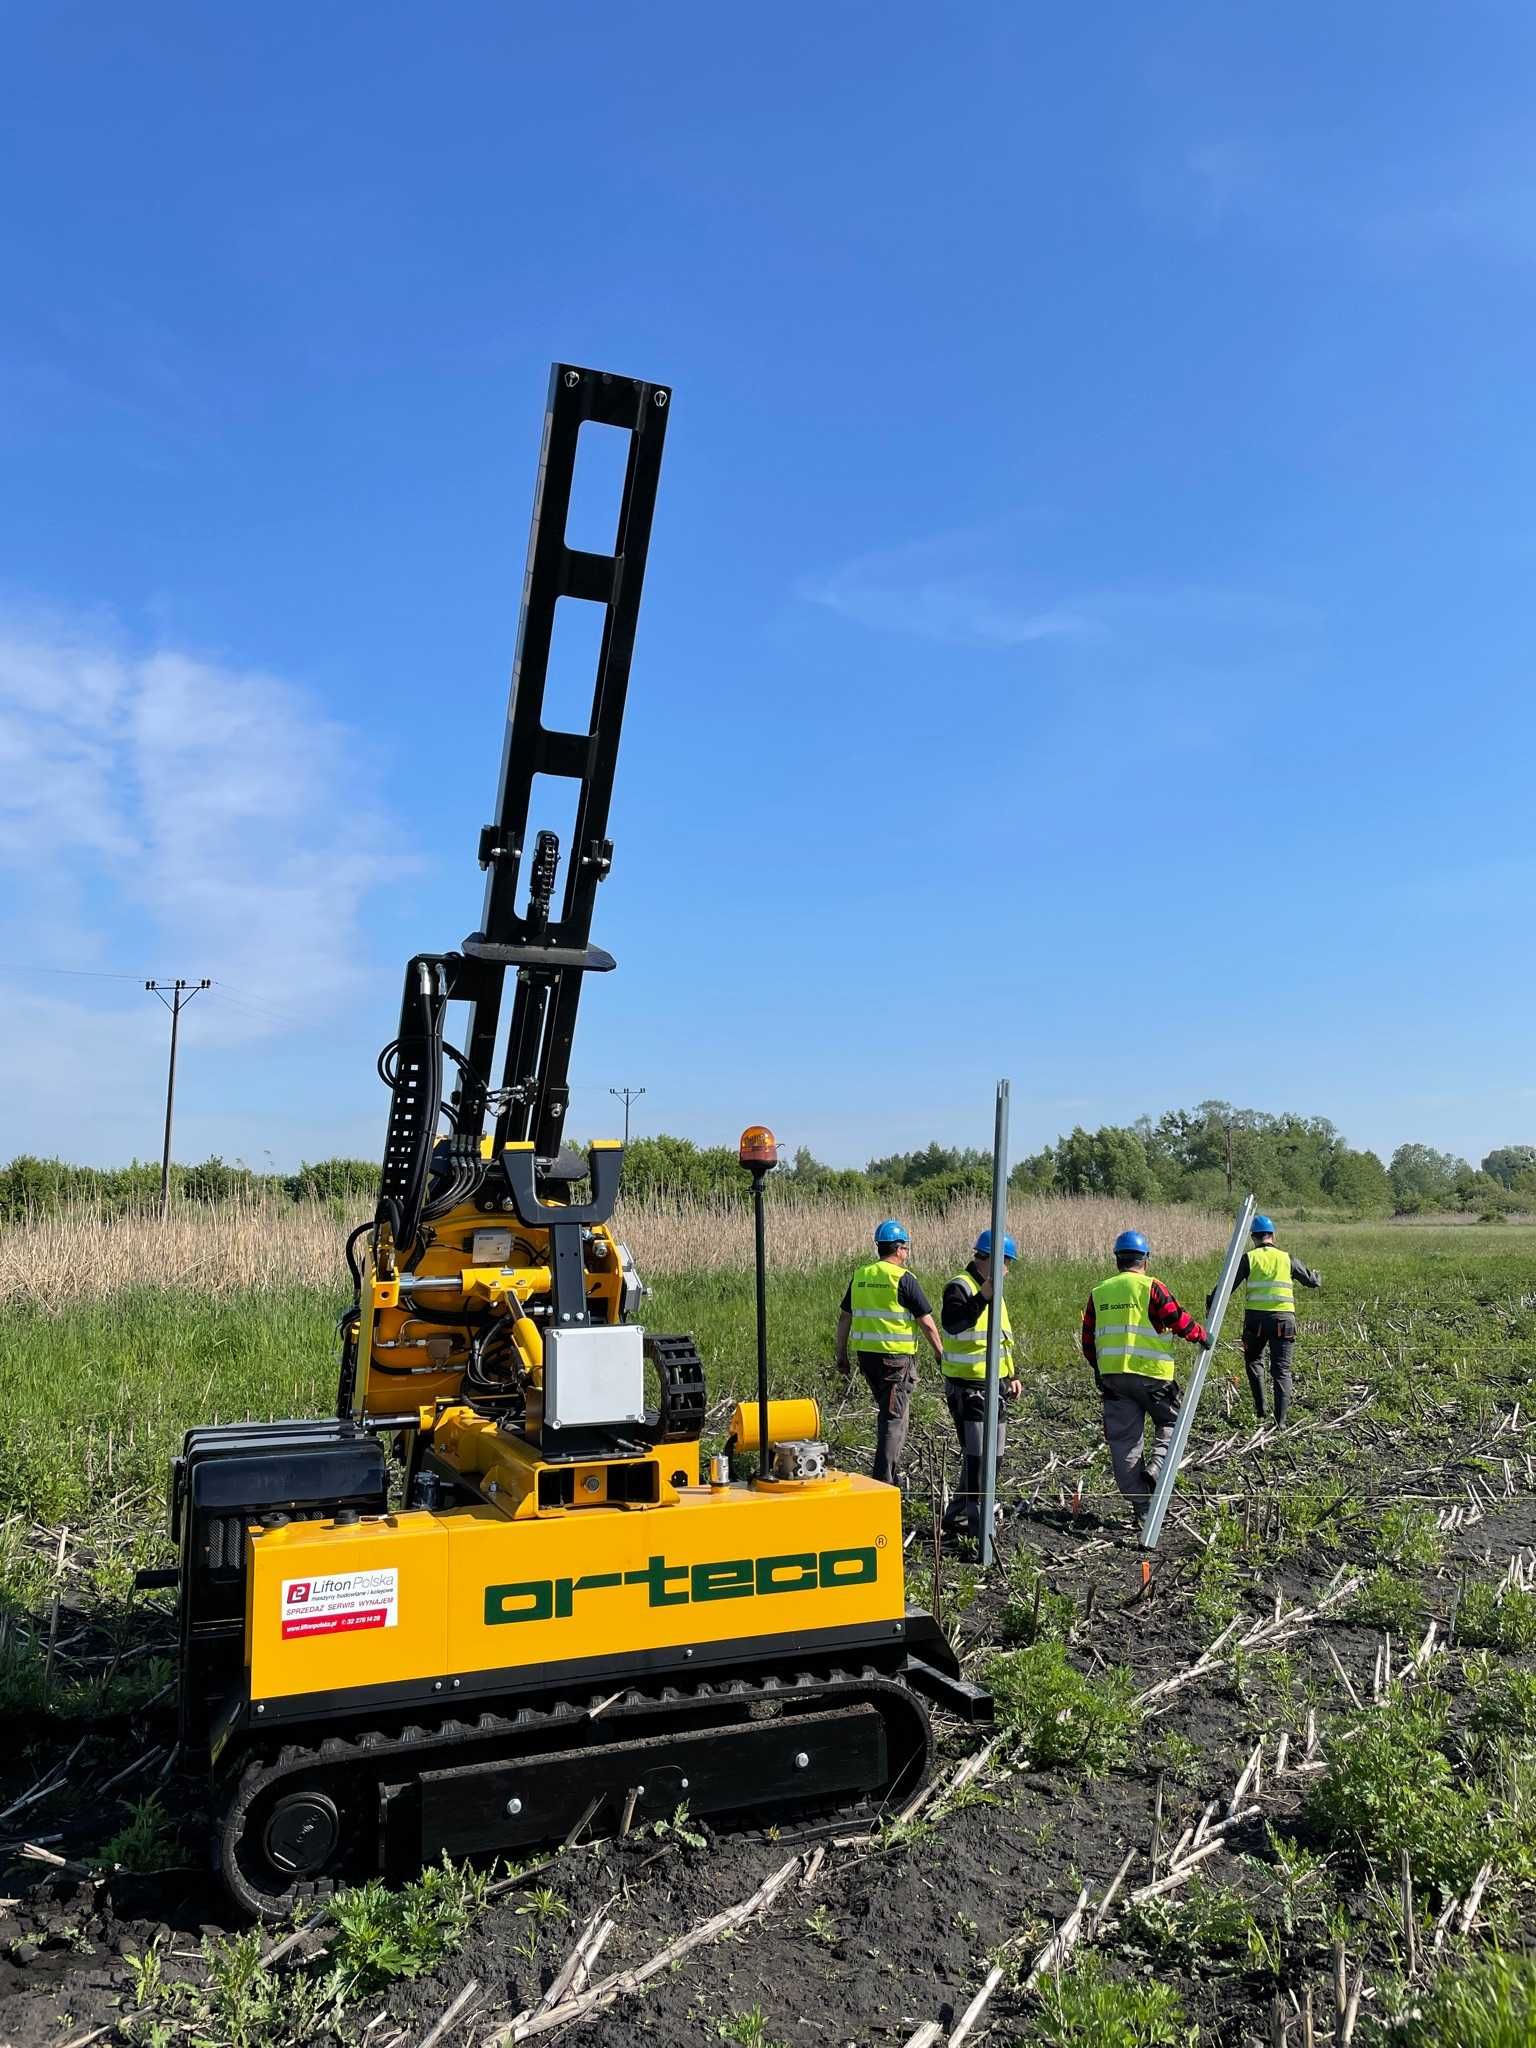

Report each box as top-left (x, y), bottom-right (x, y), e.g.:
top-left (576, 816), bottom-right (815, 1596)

top-left (799, 531), bottom-right (1099, 648)
top-left (0, 617), bottom-right (396, 1026)
top-left (799, 534), bottom-right (1311, 660)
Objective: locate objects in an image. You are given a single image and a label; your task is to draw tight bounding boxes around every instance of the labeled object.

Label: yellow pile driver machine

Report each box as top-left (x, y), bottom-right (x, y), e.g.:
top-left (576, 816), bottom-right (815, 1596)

top-left (162, 365), bottom-right (989, 1915)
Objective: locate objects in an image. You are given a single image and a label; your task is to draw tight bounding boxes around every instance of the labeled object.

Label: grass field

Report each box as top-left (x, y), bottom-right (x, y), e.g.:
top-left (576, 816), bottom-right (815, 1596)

top-left (0, 1204), bottom-right (1523, 1527)
top-left (4, 1202), bottom-right (1536, 2045)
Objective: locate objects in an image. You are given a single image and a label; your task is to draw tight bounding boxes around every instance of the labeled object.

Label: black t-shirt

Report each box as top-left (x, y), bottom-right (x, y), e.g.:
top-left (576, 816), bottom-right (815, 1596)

top-left (941, 1262), bottom-right (990, 1336)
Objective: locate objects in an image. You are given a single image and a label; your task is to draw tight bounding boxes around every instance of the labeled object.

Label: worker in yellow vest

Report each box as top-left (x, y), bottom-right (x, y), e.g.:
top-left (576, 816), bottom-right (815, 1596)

top-left (834, 1219), bottom-right (945, 1484)
top-left (939, 1229), bottom-right (1022, 1544)
top-left (1217, 1213), bottom-right (1321, 1427)
top-left (1081, 1229), bottom-right (1210, 1527)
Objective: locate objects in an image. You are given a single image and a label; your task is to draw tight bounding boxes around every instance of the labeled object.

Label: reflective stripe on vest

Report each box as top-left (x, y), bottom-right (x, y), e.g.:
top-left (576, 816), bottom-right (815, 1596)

top-left (942, 1270), bottom-right (1013, 1381)
top-left (1246, 1246), bottom-right (1295, 1314)
top-left (1090, 1269), bottom-right (1175, 1380)
top-left (848, 1258), bottom-right (917, 1354)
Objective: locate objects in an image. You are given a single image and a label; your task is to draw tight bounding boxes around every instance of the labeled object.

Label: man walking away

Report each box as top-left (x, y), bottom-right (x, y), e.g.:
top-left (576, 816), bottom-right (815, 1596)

top-left (835, 1219), bottom-right (944, 1485)
top-left (1217, 1212), bottom-right (1321, 1427)
top-left (940, 1230), bottom-right (1022, 1543)
top-left (1082, 1229), bottom-right (1210, 1530)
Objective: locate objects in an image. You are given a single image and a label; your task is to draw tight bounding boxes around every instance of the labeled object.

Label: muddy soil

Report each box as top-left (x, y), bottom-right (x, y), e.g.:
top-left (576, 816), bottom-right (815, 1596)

top-left (4, 1435), bottom-right (1535, 2048)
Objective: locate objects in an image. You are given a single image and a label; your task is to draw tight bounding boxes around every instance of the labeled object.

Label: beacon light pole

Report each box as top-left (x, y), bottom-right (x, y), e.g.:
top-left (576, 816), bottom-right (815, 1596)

top-left (739, 1125), bottom-right (779, 1482)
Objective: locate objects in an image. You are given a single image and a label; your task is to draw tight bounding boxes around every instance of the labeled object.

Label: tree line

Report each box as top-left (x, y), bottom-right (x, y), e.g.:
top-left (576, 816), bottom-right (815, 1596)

top-left (1, 1110), bottom-right (1530, 1220)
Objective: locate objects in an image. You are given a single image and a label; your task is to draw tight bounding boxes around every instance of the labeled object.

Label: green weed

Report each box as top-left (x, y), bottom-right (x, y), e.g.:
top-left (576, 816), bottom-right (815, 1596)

top-left (651, 1801), bottom-right (707, 1849)
top-left (1375, 1505), bottom-right (1444, 1571)
top-left (1350, 1569), bottom-right (1424, 1635)
top-left (100, 1794), bottom-right (179, 1873)
top-left (1000, 1559), bottom-right (1076, 1645)
top-left (716, 2007), bottom-right (787, 2047)
top-left (1387, 1952), bottom-right (1536, 2046)
top-left (1125, 1874), bottom-right (1279, 1975)
top-left (1456, 1582), bottom-right (1536, 1654)
top-left (1471, 1668), bottom-right (1536, 1742)
top-left (1149, 1730), bottom-right (1201, 1785)
top-left (1024, 1949), bottom-right (1191, 2045)
top-left (1303, 1697), bottom-right (1494, 1892)
top-left (804, 1904), bottom-right (838, 1946)
top-left (327, 1855), bottom-right (489, 1995)
top-left (985, 1641), bottom-right (1141, 1773)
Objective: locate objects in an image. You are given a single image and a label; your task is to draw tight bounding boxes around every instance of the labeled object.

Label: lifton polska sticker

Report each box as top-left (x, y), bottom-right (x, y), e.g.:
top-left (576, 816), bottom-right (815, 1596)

top-left (280, 1568), bottom-right (399, 1640)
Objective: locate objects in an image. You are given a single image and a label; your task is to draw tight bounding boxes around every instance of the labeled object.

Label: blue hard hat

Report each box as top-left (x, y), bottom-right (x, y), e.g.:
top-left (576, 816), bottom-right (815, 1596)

top-left (1113, 1229), bottom-right (1150, 1257)
top-left (974, 1230), bottom-right (1018, 1260)
top-left (874, 1218), bottom-right (910, 1247)
top-left (1251, 1214), bottom-right (1276, 1236)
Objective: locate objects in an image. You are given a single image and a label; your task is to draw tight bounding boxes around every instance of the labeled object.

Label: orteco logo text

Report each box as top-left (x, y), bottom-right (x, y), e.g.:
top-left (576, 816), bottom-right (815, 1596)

top-left (484, 1547), bottom-right (878, 1625)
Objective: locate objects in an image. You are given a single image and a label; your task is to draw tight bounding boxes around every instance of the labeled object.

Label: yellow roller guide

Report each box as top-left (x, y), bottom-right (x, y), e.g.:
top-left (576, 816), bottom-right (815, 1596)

top-left (727, 1397), bottom-right (821, 1453)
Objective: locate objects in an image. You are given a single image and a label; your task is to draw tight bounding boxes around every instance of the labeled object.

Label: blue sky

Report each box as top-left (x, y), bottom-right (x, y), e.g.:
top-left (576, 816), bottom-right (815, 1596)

top-left (2, 2), bottom-right (1532, 1173)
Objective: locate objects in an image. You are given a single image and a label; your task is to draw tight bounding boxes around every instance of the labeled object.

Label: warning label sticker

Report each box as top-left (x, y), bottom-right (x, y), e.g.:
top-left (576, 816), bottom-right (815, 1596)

top-left (280, 1568), bottom-right (398, 1640)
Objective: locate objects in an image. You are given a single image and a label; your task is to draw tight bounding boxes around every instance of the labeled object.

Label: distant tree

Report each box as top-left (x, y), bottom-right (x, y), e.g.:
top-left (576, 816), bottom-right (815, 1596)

top-left (1388, 1143), bottom-right (1469, 1214)
top-left (1320, 1147), bottom-right (1392, 1214)
top-left (1010, 1147), bottom-right (1058, 1194)
top-left (1055, 1125), bottom-right (1156, 1200)
top-left (287, 1159), bottom-right (379, 1205)
top-left (620, 1134), bottom-right (744, 1204)
top-left (1482, 1146), bottom-right (1536, 1189)
top-left (865, 1142), bottom-right (991, 1191)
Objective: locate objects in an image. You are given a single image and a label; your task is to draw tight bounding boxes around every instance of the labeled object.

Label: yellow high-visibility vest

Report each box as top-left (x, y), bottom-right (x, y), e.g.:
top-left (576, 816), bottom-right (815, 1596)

top-left (942, 1270), bottom-right (1014, 1381)
top-left (1090, 1270), bottom-right (1175, 1381)
top-left (848, 1258), bottom-right (917, 1354)
top-left (1246, 1246), bottom-right (1295, 1314)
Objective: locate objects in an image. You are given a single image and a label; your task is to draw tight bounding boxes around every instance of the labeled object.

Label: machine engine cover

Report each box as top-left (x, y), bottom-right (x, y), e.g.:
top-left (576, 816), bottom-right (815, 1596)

top-left (542, 1325), bottom-right (646, 1429)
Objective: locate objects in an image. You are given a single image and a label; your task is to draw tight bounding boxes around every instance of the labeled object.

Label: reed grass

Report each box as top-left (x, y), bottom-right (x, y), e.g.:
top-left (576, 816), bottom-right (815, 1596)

top-left (0, 1191), bottom-right (1228, 1309)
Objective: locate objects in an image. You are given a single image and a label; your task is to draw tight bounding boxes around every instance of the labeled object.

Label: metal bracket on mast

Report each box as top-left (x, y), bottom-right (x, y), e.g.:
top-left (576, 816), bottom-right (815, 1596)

top-left (1138, 1194), bottom-right (1257, 1553)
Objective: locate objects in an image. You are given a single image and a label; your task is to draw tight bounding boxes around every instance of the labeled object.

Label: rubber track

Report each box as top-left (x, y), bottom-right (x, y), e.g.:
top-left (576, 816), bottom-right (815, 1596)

top-left (218, 1659), bottom-right (931, 1918)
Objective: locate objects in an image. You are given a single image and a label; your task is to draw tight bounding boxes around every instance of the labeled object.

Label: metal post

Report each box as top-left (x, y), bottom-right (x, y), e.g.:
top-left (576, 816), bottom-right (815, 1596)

top-left (979, 1079), bottom-right (1010, 1567)
top-left (1139, 1193), bottom-right (1257, 1550)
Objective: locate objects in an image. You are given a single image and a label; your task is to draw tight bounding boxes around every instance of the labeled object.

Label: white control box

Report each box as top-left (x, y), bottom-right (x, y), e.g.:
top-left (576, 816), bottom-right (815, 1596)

top-left (543, 1325), bottom-right (647, 1429)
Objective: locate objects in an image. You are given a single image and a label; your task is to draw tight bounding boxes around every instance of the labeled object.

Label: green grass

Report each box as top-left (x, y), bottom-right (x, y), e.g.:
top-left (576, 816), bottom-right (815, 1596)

top-left (1380, 1953), bottom-right (1536, 2047)
top-left (2, 1223), bottom-right (1534, 1525)
top-left (1303, 1692), bottom-right (1536, 1895)
top-left (1023, 1951), bottom-right (1193, 2045)
top-left (984, 1639), bottom-right (1141, 1772)
top-left (122, 1856), bottom-right (490, 2046)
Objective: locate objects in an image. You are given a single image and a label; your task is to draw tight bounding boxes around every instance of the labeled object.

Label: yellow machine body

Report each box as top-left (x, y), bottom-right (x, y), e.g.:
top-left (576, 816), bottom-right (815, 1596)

top-left (244, 1476), bottom-right (903, 1711)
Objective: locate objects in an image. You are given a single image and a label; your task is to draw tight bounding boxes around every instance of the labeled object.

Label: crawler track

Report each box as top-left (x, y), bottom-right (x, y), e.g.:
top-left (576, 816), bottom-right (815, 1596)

top-left (217, 1660), bottom-right (933, 1917)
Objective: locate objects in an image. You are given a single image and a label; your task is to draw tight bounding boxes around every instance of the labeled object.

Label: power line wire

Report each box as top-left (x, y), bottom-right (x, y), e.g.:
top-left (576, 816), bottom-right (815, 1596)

top-left (206, 983), bottom-right (308, 1029)
top-left (0, 963), bottom-right (173, 982)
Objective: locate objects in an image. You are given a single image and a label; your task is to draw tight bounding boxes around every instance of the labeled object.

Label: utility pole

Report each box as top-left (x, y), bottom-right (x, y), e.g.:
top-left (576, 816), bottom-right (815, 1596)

top-left (609, 1085), bottom-right (646, 1145)
top-left (1224, 1121), bottom-right (1234, 1201)
top-left (145, 979), bottom-right (210, 1219)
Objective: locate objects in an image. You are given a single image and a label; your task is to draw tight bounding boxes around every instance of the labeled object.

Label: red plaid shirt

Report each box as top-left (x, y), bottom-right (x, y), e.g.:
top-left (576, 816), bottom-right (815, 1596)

top-left (1081, 1278), bottom-right (1208, 1371)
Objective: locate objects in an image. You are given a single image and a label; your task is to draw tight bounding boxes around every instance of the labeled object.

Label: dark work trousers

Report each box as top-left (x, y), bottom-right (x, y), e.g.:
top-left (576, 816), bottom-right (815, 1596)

top-left (1242, 1312), bottom-right (1296, 1424)
top-left (1098, 1372), bottom-right (1182, 1523)
top-left (943, 1378), bottom-right (1008, 1537)
top-left (856, 1352), bottom-right (917, 1484)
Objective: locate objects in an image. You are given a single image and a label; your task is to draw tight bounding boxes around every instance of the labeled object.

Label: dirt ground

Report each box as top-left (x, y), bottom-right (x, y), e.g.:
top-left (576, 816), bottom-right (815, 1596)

top-left (7, 1394), bottom-right (1536, 2048)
